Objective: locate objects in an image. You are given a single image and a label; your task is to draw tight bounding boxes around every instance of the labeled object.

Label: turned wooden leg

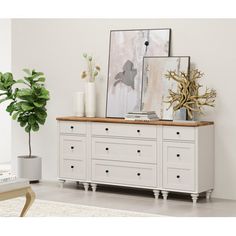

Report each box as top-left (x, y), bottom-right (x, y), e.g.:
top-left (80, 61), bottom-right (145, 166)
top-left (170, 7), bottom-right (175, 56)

top-left (206, 189), bottom-right (213, 200)
top-left (191, 193), bottom-right (199, 204)
top-left (162, 191), bottom-right (169, 200)
top-left (91, 183), bottom-right (97, 192)
top-left (20, 188), bottom-right (36, 217)
top-left (59, 180), bottom-right (65, 188)
top-left (83, 182), bottom-right (89, 191)
top-left (153, 190), bottom-right (160, 199)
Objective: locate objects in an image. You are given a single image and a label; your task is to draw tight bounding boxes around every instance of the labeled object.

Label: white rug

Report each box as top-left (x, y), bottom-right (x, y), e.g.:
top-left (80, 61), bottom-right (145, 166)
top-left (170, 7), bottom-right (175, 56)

top-left (0, 198), bottom-right (159, 217)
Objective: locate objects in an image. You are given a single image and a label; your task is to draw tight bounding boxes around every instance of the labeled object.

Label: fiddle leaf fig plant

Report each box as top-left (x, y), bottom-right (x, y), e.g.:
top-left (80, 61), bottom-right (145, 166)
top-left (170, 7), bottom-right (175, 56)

top-left (0, 69), bottom-right (50, 158)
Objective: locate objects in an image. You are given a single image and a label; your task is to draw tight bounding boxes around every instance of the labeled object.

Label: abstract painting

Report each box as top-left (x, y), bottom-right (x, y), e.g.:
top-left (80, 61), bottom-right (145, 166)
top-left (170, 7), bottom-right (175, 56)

top-left (106, 29), bottom-right (171, 118)
top-left (141, 56), bottom-right (190, 120)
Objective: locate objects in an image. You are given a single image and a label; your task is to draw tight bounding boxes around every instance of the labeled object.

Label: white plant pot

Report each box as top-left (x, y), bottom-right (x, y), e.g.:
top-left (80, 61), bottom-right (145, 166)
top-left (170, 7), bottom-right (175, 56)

top-left (17, 156), bottom-right (42, 182)
top-left (74, 91), bottom-right (85, 117)
top-left (85, 82), bottom-right (96, 117)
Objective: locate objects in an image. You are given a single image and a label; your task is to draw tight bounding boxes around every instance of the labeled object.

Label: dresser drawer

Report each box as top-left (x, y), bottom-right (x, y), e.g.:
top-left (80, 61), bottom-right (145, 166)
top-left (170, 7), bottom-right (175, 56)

top-left (163, 142), bottom-right (195, 168)
top-left (60, 136), bottom-right (86, 160)
top-left (92, 138), bottom-right (156, 164)
top-left (163, 126), bottom-right (195, 141)
top-left (92, 160), bottom-right (156, 187)
top-left (60, 121), bottom-right (86, 135)
top-left (60, 160), bottom-right (86, 180)
top-left (163, 167), bottom-right (194, 191)
top-left (91, 123), bottom-right (156, 139)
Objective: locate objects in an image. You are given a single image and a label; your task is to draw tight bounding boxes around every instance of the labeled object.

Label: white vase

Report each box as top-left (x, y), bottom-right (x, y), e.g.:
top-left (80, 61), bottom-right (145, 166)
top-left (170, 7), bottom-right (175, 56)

top-left (85, 82), bottom-right (96, 117)
top-left (74, 92), bottom-right (84, 117)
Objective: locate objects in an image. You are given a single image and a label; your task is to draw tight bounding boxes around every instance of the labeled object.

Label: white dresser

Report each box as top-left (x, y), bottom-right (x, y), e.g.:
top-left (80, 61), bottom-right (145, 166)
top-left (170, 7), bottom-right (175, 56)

top-left (57, 117), bottom-right (214, 203)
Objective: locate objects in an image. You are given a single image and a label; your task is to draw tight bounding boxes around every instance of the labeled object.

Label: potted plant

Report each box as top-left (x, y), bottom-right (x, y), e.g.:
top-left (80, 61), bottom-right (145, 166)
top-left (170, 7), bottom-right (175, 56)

top-left (81, 53), bottom-right (100, 117)
top-left (0, 69), bottom-right (50, 182)
top-left (165, 69), bottom-right (216, 120)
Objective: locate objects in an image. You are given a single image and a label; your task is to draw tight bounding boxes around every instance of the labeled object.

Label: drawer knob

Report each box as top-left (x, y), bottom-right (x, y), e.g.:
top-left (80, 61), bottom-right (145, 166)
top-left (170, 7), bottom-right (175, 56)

top-left (177, 154), bottom-right (180, 157)
top-left (70, 126), bottom-right (74, 129)
top-left (105, 128), bottom-right (109, 131)
top-left (176, 175), bottom-right (180, 178)
top-left (137, 129), bottom-right (140, 133)
top-left (71, 146), bottom-right (74, 150)
top-left (105, 170), bottom-right (109, 173)
top-left (176, 131), bottom-right (180, 135)
top-left (105, 147), bottom-right (109, 151)
top-left (71, 165), bottom-right (74, 169)
top-left (137, 173), bottom-right (141, 176)
top-left (137, 150), bottom-right (141, 153)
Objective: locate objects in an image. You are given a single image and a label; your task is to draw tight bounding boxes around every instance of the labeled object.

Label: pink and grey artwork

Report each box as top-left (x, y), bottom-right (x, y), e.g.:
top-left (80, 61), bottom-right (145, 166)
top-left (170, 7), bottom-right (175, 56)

top-left (106, 29), bottom-right (171, 118)
top-left (141, 56), bottom-right (190, 120)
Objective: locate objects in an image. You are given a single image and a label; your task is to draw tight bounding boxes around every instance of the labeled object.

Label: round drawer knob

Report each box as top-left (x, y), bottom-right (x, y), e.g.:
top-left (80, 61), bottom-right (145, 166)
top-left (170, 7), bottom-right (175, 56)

top-left (137, 130), bottom-right (140, 133)
top-left (177, 154), bottom-right (180, 157)
top-left (176, 175), bottom-right (180, 178)
top-left (71, 166), bottom-right (74, 169)
top-left (71, 146), bottom-right (74, 150)
top-left (137, 150), bottom-right (141, 153)
top-left (137, 173), bottom-right (141, 176)
top-left (105, 170), bottom-right (109, 173)
top-left (70, 126), bottom-right (74, 129)
top-left (105, 147), bottom-right (109, 151)
top-left (105, 128), bottom-right (109, 131)
top-left (176, 132), bottom-right (180, 135)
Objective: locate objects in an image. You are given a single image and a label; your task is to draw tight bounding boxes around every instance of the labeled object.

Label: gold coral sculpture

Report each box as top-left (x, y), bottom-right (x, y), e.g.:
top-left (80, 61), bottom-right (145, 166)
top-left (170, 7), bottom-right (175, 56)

top-left (165, 69), bottom-right (216, 119)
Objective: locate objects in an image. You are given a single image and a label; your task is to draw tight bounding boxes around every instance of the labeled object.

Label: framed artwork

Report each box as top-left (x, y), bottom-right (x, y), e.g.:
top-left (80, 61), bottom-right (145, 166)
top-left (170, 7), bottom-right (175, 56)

top-left (106, 28), bottom-right (171, 118)
top-left (141, 56), bottom-right (190, 120)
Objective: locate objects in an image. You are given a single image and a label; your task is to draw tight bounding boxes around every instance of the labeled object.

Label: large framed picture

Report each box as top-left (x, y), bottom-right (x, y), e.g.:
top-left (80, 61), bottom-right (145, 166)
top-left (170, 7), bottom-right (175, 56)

top-left (106, 28), bottom-right (171, 118)
top-left (141, 56), bottom-right (190, 120)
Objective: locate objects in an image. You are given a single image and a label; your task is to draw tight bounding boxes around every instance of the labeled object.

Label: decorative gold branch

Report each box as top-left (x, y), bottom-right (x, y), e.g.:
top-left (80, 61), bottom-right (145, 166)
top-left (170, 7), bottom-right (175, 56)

top-left (165, 69), bottom-right (216, 119)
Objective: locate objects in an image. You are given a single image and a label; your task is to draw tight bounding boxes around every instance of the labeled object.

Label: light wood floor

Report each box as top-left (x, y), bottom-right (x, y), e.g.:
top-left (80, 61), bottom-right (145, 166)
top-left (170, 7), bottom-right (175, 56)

top-left (32, 181), bottom-right (236, 217)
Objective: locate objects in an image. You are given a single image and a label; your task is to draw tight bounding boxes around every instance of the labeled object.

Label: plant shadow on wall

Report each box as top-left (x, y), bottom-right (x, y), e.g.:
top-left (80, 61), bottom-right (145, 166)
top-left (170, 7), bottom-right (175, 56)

top-left (165, 69), bottom-right (217, 121)
top-left (0, 69), bottom-right (50, 182)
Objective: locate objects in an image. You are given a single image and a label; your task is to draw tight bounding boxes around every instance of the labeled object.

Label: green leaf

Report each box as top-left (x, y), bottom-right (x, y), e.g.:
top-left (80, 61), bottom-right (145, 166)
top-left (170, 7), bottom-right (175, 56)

top-left (36, 117), bottom-right (46, 125)
top-left (33, 101), bottom-right (44, 108)
top-left (20, 121), bottom-right (27, 127)
top-left (12, 111), bottom-right (20, 120)
top-left (32, 123), bottom-right (39, 132)
top-left (21, 103), bottom-right (34, 111)
top-left (0, 97), bottom-right (10, 104)
top-left (23, 69), bottom-right (32, 76)
top-left (17, 88), bottom-right (32, 97)
top-left (25, 125), bottom-right (31, 133)
top-left (28, 114), bottom-right (36, 125)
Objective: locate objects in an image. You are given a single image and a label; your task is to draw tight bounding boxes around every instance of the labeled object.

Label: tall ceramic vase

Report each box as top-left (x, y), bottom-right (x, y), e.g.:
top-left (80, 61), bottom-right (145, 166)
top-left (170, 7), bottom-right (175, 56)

top-left (85, 82), bottom-right (96, 117)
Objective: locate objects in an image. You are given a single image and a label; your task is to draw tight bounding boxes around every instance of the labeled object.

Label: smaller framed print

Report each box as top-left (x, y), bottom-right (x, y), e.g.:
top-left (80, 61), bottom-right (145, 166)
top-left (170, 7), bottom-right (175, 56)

top-left (141, 56), bottom-right (190, 120)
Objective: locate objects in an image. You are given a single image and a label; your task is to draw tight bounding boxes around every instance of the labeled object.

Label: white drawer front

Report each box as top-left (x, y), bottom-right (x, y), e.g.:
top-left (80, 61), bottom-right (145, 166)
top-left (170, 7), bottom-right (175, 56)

top-left (60, 121), bottom-right (86, 135)
top-left (92, 138), bottom-right (156, 164)
top-left (163, 167), bottom-right (194, 191)
top-left (163, 126), bottom-right (195, 141)
top-left (163, 142), bottom-right (195, 168)
top-left (92, 160), bottom-right (156, 187)
top-left (60, 160), bottom-right (86, 180)
top-left (92, 123), bottom-right (156, 139)
top-left (60, 136), bottom-right (86, 160)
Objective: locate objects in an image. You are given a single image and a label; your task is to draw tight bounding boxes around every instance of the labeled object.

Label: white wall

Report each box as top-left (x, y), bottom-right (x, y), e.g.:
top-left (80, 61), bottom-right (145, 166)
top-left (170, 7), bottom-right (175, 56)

top-left (0, 19), bottom-right (11, 164)
top-left (11, 19), bottom-right (236, 200)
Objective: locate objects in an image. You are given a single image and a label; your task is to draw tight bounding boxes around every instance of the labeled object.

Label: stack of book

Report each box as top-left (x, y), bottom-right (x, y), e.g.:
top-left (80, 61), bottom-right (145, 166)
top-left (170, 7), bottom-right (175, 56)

top-left (125, 111), bottom-right (159, 121)
top-left (0, 171), bottom-right (16, 183)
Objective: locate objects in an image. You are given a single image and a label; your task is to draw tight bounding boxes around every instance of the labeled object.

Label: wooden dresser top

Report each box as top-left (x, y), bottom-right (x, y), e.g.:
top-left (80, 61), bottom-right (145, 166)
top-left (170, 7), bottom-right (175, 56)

top-left (56, 116), bottom-right (214, 127)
